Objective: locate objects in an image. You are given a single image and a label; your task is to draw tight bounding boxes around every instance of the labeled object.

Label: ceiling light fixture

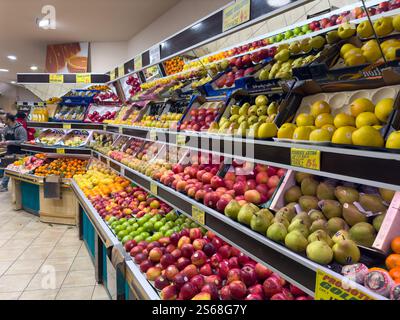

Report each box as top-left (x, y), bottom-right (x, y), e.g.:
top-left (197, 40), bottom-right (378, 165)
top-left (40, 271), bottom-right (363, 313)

top-left (38, 18), bottom-right (50, 29)
top-left (7, 55), bottom-right (17, 60)
top-left (0, 69), bottom-right (9, 72)
top-left (10, 81), bottom-right (16, 84)
top-left (30, 65), bottom-right (38, 71)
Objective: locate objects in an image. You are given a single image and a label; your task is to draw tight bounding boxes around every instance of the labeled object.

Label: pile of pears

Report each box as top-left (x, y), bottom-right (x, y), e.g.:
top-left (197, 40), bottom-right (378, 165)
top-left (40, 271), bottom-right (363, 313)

top-left (278, 97), bottom-right (394, 148)
top-left (211, 95), bottom-right (279, 138)
top-left (224, 171), bottom-right (395, 266)
top-left (259, 38), bottom-right (323, 81)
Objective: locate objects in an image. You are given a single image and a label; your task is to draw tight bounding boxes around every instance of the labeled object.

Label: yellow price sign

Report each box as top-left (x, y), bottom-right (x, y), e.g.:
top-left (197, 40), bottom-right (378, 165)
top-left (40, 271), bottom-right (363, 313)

top-left (176, 134), bottom-right (186, 146)
top-left (135, 55), bottom-right (142, 71)
top-left (150, 131), bottom-right (157, 141)
top-left (110, 70), bottom-right (116, 81)
top-left (191, 206), bottom-right (205, 225)
top-left (118, 65), bottom-right (125, 78)
top-left (223, 0), bottom-right (251, 32)
top-left (63, 123), bottom-right (71, 129)
top-left (291, 148), bottom-right (320, 171)
top-left (76, 73), bottom-right (91, 84)
top-left (49, 74), bottom-right (64, 83)
top-left (150, 183), bottom-right (158, 196)
top-left (315, 269), bottom-right (375, 300)
top-left (57, 148), bottom-right (65, 154)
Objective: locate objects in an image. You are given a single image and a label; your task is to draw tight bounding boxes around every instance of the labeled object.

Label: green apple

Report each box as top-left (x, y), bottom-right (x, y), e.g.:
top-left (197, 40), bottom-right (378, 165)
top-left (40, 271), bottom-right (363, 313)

top-left (136, 227), bottom-right (145, 234)
top-left (166, 212), bottom-right (178, 221)
top-left (122, 235), bottom-right (132, 244)
top-left (285, 30), bottom-right (294, 39)
top-left (145, 237), bottom-right (153, 242)
top-left (276, 34), bottom-right (284, 42)
top-left (117, 230), bottom-right (128, 239)
top-left (140, 232), bottom-right (150, 239)
top-left (130, 231), bottom-right (140, 238)
top-left (301, 25), bottom-right (310, 33)
top-left (165, 230), bottom-right (174, 237)
top-left (119, 218), bottom-right (127, 223)
top-left (131, 223), bottom-right (139, 230)
top-left (172, 226), bottom-right (181, 233)
top-left (154, 221), bottom-right (164, 231)
top-left (293, 27), bottom-right (301, 35)
top-left (151, 232), bottom-right (163, 242)
top-left (159, 225), bottom-right (170, 234)
top-left (134, 235), bottom-right (144, 243)
top-left (269, 36), bottom-right (275, 43)
top-left (143, 222), bottom-right (154, 232)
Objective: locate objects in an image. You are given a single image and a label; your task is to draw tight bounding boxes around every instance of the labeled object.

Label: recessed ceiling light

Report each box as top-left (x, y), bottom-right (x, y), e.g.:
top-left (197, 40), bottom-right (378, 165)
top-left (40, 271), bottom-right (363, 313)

top-left (10, 81), bottom-right (16, 84)
top-left (38, 19), bottom-right (50, 28)
top-left (7, 55), bottom-right (17, 60)
top-left (30, 65), bottom-right (38, 71)
top-left (0, 69), bottom-right (9, 72)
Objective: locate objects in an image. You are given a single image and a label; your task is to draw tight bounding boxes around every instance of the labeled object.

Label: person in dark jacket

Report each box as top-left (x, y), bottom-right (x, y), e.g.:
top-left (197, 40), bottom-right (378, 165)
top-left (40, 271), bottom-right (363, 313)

top-left (0, 113), bottom-right (28, 191)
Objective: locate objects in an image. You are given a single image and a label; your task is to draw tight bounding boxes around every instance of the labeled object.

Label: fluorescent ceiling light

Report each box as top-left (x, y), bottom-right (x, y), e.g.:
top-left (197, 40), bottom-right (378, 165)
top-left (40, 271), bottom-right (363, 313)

top-left (267, 0), bottom-right (291, 7)
top-left (7, 55), bottom-right (17, 60)
top-left (38, 19), bottom-right (50, 28)
top-left (30, 65), bottom-right (38, 71)
top-left (10, 81), bottom-right (16, 84)
top-left (191, 23), bottom-right (203, 30)
top-left (0, 69), bottom-right (9, 72)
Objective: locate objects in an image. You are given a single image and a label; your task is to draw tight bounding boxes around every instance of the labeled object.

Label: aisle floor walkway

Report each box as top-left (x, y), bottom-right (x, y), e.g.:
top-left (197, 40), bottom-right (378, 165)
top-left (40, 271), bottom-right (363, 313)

top-left (0, 191), bottom-right (110, 300)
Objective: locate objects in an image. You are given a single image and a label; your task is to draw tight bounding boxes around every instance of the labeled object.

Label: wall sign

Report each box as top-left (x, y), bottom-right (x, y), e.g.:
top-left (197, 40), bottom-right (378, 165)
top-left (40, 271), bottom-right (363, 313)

top-left (134, 55), bottom-right (143, 71)
top-left (149, 45), bottom-right (161, 64)
top-left (49, 74), bottom-right (64, 83)
top-left (223, 0), bottom-right (251, 32)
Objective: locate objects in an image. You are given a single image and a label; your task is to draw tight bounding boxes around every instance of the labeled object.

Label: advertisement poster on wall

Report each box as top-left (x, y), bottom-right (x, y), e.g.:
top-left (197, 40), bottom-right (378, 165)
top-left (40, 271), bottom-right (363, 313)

top-left (46, 42), bottom-right (89, 73)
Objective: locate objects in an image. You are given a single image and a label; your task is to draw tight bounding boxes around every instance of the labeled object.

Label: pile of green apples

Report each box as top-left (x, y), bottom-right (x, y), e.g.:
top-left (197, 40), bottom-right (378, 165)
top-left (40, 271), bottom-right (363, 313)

top-left (107, 211), bottom-right (204, 244)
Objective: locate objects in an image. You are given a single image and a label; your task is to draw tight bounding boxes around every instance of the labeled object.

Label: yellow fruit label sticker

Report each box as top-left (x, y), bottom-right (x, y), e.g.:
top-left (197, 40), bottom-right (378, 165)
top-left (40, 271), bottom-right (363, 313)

top-left (192, 206), bottom-right (205, 225)
top-left (63, 123), bottom-right (71, 129)
top-left (76, 74), bottom-right (91, 84)
top-left (57, 148), bottom-right (65, 154)
top-left (176, 134), bottom-right (186, 146)
top-left (291, 148), bottom-right (320, 171)
top-left (150, 131), bottom-right (157, 141)
top-left (315, 269), bottom-right (375, 300)
top-left (150, 182), bottom-right (158, 196)
top-left (49, 74), bottom-right (64, 83)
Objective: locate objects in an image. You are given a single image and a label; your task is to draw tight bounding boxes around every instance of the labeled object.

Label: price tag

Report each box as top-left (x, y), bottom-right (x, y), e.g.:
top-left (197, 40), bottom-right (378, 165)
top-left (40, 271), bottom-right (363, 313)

top-left (118, 65), bottom-right (125, 78)
top-left (76, 73), bottom-right (91, 84)
top-left (150, 182), bottom-right (158, 196)
top-left (103, 124), bottom-right (107, 131)
top-left (49, 74), bottom-right (64, 83)
top-left (106, 158), bottom-right (110, 166)
top-left (57, 148), bottom-right (65, 154)
top-left (118, 127), bottom-right (123, 134)
top-left (63, 123), bottom-right (71, 129)
top-left (191, 206), bottom-right (205, 225)
top-left (291, 148), bottom-right (320, 171)
top-left (176, 134), bottom-right (186, 146)
top-left (135, 55), bottom-right (142, 71)
top-left (149, 45), bottom-right (161, 64)
top-left (38, 102), bottom-right (44, 107)
top-left (315, 269), bottom-right (375, 300)
top-left (150, 131), bottom-right (157, 141)
top-left (223, 0), bottom-right (251, 32)
top-left (110, 70), bottom-right (116, 81)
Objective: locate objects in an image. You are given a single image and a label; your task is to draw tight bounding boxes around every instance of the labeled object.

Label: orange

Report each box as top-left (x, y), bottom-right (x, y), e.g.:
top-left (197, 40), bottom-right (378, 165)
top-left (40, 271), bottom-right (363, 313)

top-left (392, 237), bottom-right (400, 254)
top-left (386, 254), bottom-right (400, 270)
top-left (389, 267), bottom-right (400, 280)
top-left (369, 267), bottom-right (388, 273)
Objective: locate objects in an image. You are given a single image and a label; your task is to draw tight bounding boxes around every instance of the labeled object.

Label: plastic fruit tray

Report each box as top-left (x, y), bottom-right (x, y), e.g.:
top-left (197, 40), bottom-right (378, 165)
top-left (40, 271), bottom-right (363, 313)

top-left (62, 130), bottom-right (91, 147)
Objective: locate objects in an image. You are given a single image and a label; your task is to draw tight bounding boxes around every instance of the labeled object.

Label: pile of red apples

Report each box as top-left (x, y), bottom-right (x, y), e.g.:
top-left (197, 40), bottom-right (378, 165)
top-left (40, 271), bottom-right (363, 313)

top-left (125, 227), bottom-right (312, 300)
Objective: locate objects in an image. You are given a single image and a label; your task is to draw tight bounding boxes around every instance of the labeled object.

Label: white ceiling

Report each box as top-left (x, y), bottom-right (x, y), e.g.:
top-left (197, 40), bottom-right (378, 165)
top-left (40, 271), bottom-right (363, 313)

top-left (0, 0), bottom-right (180, 82)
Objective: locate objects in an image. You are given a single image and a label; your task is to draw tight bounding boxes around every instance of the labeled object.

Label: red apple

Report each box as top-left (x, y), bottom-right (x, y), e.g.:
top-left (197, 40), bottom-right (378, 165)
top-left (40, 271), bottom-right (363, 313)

top-left (134, 253), bottom-right (148, 264)
top-left (160, 285), bottom-right (178, 300)
top-left (205, 275), bottom-right (222, 289)
top-left (176, 257), bottom-right (191, 270)
top-left (193, 238), bottom-right (206, 250)
top-left (210, 176), bottom-right (225, 189)
top-left (263, 276), bottom-right (283, 298)
top-left (149, 247), bottom-right (163, 263)
top-left (245, 293), bottom-right (263, 300)
top-left (202, 172), bottom-right (213, 184)
top-left (181, 244), bottom-right (195, 258)
top-left (246, 179), bottom-right (257, 190)
top-left (139, 260), bottom-right (154, 273)
top-left (256, 172), bottom-right (269, 185)
top-left (203, 243), bottom-right (216, 257)
top-left (240, 266), bottom-right (257, 286)
top-left (177, 236), bottom-right (191, 249)
top-left (256, 184), bottom-right (269, 195)
top-left (290, 284), bottom-right (305, 296)
top-left (189, 228), bottom-right (202, 241)
top-left (195, 189), bottom-right (206, 202)
top-left (248, 284), bottom-right (264, 298)
top-left (201, 283), bottom-right (219, 300)
top-left (218, 260), bottom-right (230, 279)
top-left (227, 268), bottom-right (242, 284)
top-left (224, 172), bottom-right (236, 182)
top-left (229, 280), bottom-right (247, 299)
top-left (191, 250), bottom-right (207, 267)
top-left (178, 282), bottom-right (198, 300)
top-left (172, 273), bottom-right (188, 289)
top-left (182, 264), bottom-right (199, 279)
top-left (254, 263), bottom-right (273, 281)
top-left (228, 256), bottom-right (240, 269)
top-left (218, 245), bottom-right (231, 259)
top-left (165, 265), bottom-right (179, 281)
top-left (154, 275), bottom-right (170, 290)
top-left (146, 267), bottom-right (162, 281)
top-left (267, 175), bottom-right (280, 188)
top-left (233, 182), bottom-right (247, 196)
top-left (160, 253), bottom-right (175, 268)
top-left (244, 190), bottom-right (261, 205)
top-left (190, 274), bottom-right (205, 291)
top-left (220, 286), bottom-right (232, 300)
top-left (200, 263), bottom-right (213, 276)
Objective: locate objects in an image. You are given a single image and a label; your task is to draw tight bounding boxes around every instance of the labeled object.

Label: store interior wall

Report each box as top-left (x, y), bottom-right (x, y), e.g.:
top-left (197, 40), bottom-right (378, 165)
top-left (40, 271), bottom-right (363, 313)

top-left (90, 41), bottom-right (129, 73)
top-left (0, 83), bottom-right (41, 113)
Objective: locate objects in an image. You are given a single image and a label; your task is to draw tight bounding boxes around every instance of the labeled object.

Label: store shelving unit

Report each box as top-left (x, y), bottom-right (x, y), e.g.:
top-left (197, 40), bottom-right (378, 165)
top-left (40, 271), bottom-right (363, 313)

top-left (27, 121), bottom-right (104, 130)
top-left (21, 143), bottom-right (92, 155)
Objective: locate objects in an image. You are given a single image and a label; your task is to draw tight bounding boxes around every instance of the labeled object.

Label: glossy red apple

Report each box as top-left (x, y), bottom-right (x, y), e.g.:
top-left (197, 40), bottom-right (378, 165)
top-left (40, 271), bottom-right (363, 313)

top-left (263, 276), bottom-right (283, 298)
top-left (199, 263), bottom-right (213, 276)
top-left (229, 280), bottom-right (247, 299)
top-left (255, 263), bottom-right (273, 281)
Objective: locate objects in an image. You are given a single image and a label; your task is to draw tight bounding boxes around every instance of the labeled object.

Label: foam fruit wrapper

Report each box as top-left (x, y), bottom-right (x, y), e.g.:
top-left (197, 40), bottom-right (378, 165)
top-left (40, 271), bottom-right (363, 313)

top-left (391, 284), bottom-right (400, 300)
top-left (341, 263), bottom-right (368, 284)
top-left (364, 269), bottom-right (394, 298)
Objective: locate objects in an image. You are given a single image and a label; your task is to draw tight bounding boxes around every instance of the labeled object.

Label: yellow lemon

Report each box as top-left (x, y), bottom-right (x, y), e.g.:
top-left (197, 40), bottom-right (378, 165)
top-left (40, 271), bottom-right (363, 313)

top-left (331, 126), bottom-right (357, 144)
top-left (257, 123), bottom-right (278, 139)
top-left (293, 126), bottom-right (312, 141)
top-left (375, 98), bottom-right (394, 123)
top-left (352, 126), bottom-right (384, 147)
top-left (350, 98), bottom-right (375, 117)
top-left (315, 113), bottom-right (334, 128)
top-left (322, 124), bottom-right (336, 135)
top-left (334, 113), bottom-right (355, 128)
top-left (310, 101), bottom-right (331, 117)
top-left (386, 131), bottom-right (400, 149)
top-left (340, 43), bottom-right (356, 58)
top-left (277, 123), bottom-right (297, 139)
top-left (356, 112), bottom-right (380, 128)
top-left (345, 54), bottom-right (367, 66)
top-left (309, 128), bottom-right (332, 142)
top-left (296, 113), bottom-right (315, 126)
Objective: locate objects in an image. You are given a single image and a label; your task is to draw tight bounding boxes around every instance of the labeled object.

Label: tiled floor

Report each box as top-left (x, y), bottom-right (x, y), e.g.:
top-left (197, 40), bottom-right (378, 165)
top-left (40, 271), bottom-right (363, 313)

top-left (0, 191), bottom-right (110, 300)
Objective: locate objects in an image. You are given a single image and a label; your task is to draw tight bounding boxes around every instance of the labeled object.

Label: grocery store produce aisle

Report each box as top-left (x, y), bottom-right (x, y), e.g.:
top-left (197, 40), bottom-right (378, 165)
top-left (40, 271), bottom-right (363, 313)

top-left (0, 191), bottom-right (109, 300)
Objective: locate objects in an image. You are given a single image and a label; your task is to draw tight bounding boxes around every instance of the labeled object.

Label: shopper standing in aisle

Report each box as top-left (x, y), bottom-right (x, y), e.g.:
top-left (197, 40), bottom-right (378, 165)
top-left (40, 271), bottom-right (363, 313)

top-left (0, 113), bottom-right (28, 192)
top-left (16, 111), bottom-right (35, 141)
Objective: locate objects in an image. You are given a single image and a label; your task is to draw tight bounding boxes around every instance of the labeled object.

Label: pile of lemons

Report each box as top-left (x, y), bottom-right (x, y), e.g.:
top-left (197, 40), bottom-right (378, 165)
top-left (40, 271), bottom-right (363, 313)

top-left (278, 97), bottom-right (399, 149)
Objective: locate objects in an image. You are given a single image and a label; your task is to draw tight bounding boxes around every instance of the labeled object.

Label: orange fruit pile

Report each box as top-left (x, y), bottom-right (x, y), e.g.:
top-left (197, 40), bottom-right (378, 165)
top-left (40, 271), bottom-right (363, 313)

top-left (164, 56), bottom-right (185, 75)
top-left (34, 158), bottom-right (88, 178)
top-left (385, 236), bottom-right (400, 284)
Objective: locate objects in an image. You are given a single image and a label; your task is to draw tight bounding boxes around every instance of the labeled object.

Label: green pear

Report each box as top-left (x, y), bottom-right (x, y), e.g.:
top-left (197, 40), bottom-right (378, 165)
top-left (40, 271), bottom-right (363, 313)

top-left (307, 241), bottom-right (333, 264)
top-left (310, 36), bottom-right (326, 50)
top-left (285, 231), bottom-right (308, 252)
top-left (291, 212), bottom-right (312, 228)
top-left (288, 219), bottom-right (310, 237)
top-left (331, 230), bottom-right (350, 243)
top-left (259, 69), bottom-right (269, 81)
top-left (373, 213), bottom-right (386, 232)
top-left (309, 210), bottom-right (325, 222)
top-left (349, 222), bottom-right (376, 247)
top-left (236, 122), bottom-right (248, 137)
top-left (248, 105), bottom-right (258, 116)
top-left (239, 103), bottom-right (250, 116)
top-left (247, 115), bottom-right (258, 125)
top-left (267, 223), bottom-right (287, 242)
top-left (308, 230), bottom-right (334, 247)
top-left (332, 240), bottom-right (360, 265)
top-left (230, 105), bottom-right (240, 115)
top-left (271, 216), bottom-right (290, 229)
top-left (224, 200), bottom-right (242, 221)
top-left (275, 207), bottom-right (296, 223)
top-left (309, 219), bottom-right (328, 233)
top-left (250, 209), bottom-right (274, 234)
top-left (237, 204), bottom-right (259, 226)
